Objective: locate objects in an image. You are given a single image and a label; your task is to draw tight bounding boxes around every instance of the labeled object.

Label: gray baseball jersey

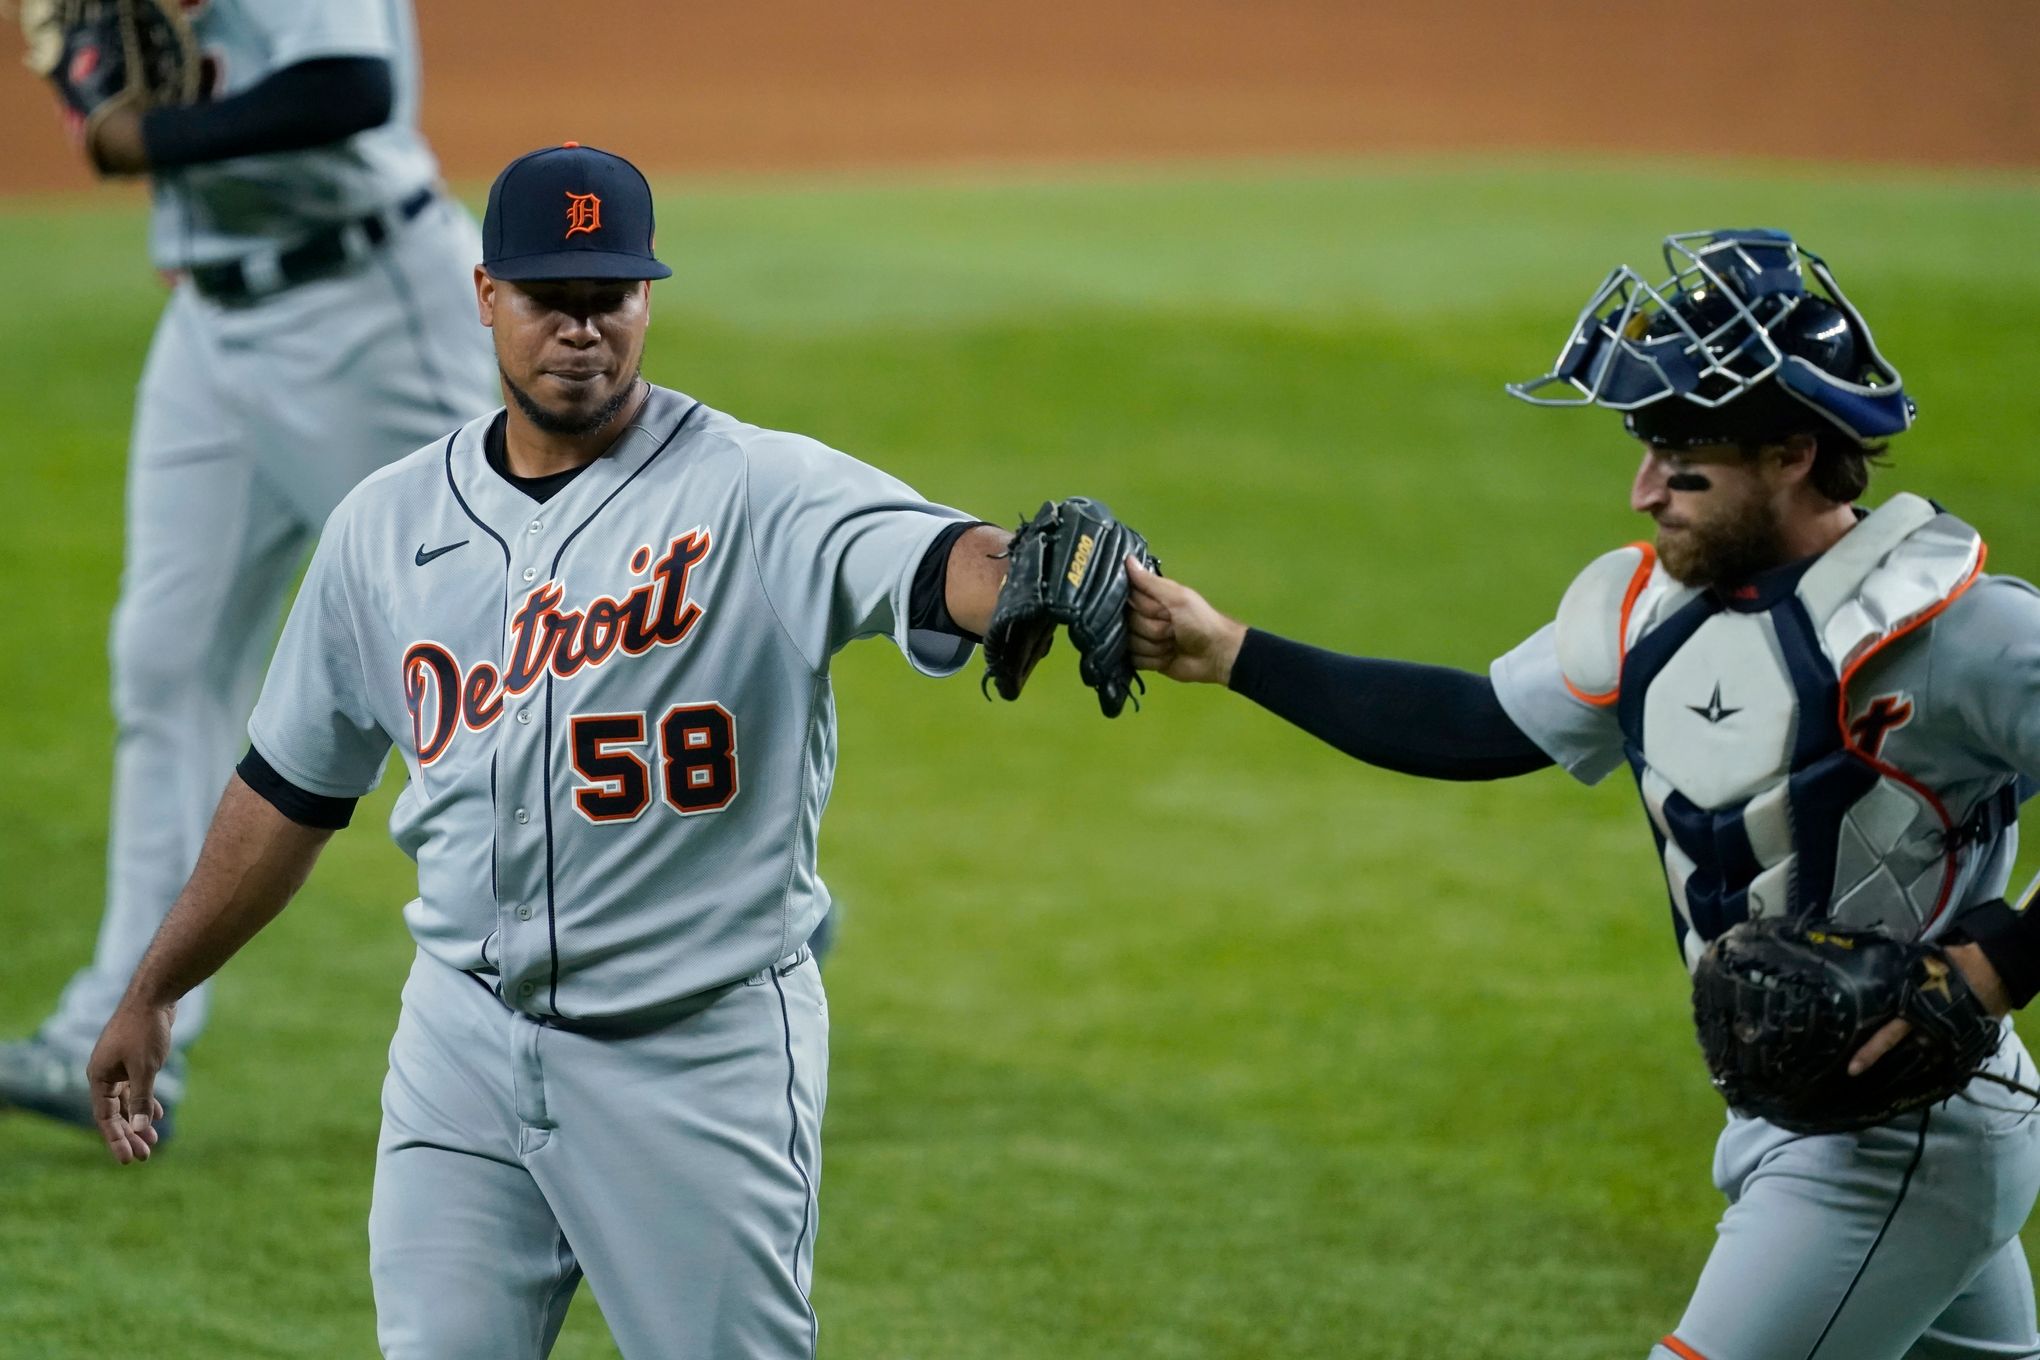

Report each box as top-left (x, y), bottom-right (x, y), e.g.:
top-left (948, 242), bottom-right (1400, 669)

top-left (1490, 501), bottom-right (2040, 1359)
top-left (249, 384), bottom-right (974, 1018)
top-left (150, 0), bottom-right (439, 267)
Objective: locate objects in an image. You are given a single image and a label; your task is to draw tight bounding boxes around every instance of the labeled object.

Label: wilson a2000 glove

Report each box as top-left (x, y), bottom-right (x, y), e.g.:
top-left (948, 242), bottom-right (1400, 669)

top-left (982, 497), bottom-right (1157, 718)
top-left (1692, 918), bottom-right (2019, 1135)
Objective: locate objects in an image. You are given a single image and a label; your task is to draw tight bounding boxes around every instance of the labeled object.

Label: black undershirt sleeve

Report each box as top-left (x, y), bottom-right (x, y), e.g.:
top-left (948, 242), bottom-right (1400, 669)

top-left (1948, 897), bottom-right (2040, 1012)
top-left (1227, 629), bottom-right (1553, 781)
top-left (908, 520), bottom-right (989, 642)
top-left (237, 745), bottom-right (359, 831)
top-left (141, 57), bottom-right (394, 171)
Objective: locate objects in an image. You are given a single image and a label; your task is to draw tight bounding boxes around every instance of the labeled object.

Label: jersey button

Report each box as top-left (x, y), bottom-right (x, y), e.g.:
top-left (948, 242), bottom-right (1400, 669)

top-left (516, 904), bottom-right (533, 921)
top-left (514, 807), bottom-right (529, 824)
top-left (522, 567), bottom-right (538, 582)
top-left (528, 520), bottom-right (542, 534)
top-left (517, 981), bottom-right (536, 998)
top-left (517, 709), bottom-right (532, 725)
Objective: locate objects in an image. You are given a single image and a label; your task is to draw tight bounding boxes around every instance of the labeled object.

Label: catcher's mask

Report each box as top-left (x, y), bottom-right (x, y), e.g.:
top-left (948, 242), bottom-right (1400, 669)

top-left (1506, 229), bottom-right (1915, 446)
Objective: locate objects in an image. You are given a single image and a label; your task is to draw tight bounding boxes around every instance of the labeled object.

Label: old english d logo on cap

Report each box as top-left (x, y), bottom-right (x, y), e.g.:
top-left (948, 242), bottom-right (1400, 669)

top-left (565, 191), bottom-right (602, 238)
top-left (482, 142), bottom-right (671, 281)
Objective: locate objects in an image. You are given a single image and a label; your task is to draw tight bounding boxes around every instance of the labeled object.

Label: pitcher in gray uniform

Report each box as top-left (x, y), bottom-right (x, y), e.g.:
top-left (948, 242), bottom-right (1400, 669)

top-left (1, 0), bottom-right (496, 1138)
top-left (79, 143), bottom-right (1147, 1360)
top-left (1124, 230), bottom-right (2040, 1358)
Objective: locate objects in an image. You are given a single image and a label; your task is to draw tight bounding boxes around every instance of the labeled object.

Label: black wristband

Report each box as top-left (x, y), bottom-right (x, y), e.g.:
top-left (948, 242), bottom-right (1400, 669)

top-left (237, 745), bottom-right (358, 830)
top-left (908, 520), bottom-right (988, 642)
top-left (1946, 898), bottom-right (2040, 1011)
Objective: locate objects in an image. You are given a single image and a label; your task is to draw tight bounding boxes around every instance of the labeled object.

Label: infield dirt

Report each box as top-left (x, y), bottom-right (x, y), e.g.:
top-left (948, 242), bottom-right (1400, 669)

top-left (2, 0), bottom-right (2035, 197)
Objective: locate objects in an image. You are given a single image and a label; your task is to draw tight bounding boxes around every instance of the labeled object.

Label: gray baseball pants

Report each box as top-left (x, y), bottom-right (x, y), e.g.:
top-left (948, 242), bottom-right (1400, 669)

top-left (370, 946), bottom-right (828, 1359)
top-left (1653, 1028), bottom-right (2040, 1360)
top-left (40, 198), bottom-right (496, 1060)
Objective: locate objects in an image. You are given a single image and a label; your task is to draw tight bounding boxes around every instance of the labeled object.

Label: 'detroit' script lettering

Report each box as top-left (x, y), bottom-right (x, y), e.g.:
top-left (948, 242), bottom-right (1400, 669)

top-left (403, 531), bottom-right (712, 764)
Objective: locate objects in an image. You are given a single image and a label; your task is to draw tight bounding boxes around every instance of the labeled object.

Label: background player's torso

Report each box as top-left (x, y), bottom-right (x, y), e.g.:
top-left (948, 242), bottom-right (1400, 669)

top-left (149, 0), bottom-right (438, 267)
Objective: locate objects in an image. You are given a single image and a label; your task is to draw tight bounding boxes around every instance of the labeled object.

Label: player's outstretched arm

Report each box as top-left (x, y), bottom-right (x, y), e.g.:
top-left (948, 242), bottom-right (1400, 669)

top-left (88, 775), bottom-right (336, 1165)
top-left (1127, 558), bottom-right (1248, 685)
top-left (1130, 559), bottom-right (1553, 780)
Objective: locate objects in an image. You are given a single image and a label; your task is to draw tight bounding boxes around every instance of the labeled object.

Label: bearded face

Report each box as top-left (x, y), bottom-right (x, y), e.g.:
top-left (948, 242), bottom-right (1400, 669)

top-left (1637, 446), bottom-right (1791, 588)
top-left (1661, 476), bottom-right (1784, 586)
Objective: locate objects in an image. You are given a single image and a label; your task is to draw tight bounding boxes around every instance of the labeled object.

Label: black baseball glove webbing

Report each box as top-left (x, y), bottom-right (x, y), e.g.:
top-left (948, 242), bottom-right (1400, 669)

top-left (981, 497), bottom-right (1158, 719)
top-left (1692, 918), bottom-right (2039, 1135)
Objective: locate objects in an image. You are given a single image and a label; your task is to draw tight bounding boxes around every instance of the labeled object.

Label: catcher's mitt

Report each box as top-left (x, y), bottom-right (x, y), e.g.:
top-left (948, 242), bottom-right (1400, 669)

top-left (982, 497), bottom-right (1157, 718)
top-left (1692, 919), bottom-right (2014, 1134)
top-left (20, 0), bottom-right (200, 168)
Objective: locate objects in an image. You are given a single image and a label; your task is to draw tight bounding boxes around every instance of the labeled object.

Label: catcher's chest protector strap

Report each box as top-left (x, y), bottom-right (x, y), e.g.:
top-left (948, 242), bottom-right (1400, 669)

top-left (1557, 494), bottom-right (1992, 968)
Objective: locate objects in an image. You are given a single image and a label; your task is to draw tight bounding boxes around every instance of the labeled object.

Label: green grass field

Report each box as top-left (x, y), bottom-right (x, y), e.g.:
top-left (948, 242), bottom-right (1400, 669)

top-left (2, 158), bottom-right (2037, 1358)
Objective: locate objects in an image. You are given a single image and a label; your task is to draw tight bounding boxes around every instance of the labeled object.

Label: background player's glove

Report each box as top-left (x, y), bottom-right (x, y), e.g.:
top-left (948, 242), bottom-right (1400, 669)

top-left (982, 497), bottom-right (1158, 718)
top-left (20, 0), bottom-right (200, 170)
top-left (1692, 919), bottom-right (2008, 1135)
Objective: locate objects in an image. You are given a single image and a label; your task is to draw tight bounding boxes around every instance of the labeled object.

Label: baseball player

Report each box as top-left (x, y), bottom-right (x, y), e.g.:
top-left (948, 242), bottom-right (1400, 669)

top-left (81, 142), bottom-right (1147, 1360)
top-left (1126, 230), bottom-right (2040, 1358)
top-left (0, 0), bottom-right (496, 1140)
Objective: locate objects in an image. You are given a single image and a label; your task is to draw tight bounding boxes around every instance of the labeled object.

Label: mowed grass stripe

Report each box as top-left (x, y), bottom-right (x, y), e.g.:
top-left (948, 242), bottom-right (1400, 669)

top-left (1, 159), bottom-right (2034, 1357)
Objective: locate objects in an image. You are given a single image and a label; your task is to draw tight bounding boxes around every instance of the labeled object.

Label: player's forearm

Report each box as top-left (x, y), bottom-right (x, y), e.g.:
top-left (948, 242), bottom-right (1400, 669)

top-left (119, 775), bottom-right (334, 1010)
top-left (1228, 631), bottom-right (1555, 780)
top-left (943, 524), bottom-right (1017, 637)
top-left (1948, 897), bottom-right (2040, 1012)
top-left (140, 57), bottom-right (393, 172)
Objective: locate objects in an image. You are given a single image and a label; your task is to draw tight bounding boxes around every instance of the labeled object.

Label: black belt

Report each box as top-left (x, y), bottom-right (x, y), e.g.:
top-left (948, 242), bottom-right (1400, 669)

top-left (187, 187), bottom-right (436, 303)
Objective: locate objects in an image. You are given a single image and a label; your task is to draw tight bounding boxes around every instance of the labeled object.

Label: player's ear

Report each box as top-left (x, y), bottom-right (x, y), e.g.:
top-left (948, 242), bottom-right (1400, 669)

top-left (1772, 433), bottom-right (1818, 485)
top-left (475, 266), bottom-right (496, 327)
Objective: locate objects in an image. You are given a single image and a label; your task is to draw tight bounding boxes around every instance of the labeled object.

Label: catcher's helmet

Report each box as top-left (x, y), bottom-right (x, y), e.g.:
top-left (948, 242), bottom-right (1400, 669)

top-left (1506, 229), bottom-right (1916, 447)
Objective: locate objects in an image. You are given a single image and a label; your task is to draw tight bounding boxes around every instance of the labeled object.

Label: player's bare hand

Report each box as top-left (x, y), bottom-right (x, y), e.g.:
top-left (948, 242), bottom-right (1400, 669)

top-left (86, 106), bottom-right (151, 177)
top-left (1849, 942), bottom-right (2008, 1077)
top-left (86, 1002), bottom-right (174, 1165)
top-left (1126, 558), bottom-right (1248, 686)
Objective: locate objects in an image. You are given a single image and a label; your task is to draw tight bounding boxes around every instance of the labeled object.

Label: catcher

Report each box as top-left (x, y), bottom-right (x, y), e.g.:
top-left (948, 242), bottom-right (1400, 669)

top-left (1126, 230), bottom-right (2040, 1359)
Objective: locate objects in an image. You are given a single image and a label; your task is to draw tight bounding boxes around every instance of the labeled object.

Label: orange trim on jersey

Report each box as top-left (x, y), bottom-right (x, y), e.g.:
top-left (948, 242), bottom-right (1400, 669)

top-left (1562, 541), bottom-right (1658, 708)
top-left (1659, 1336), bottom-right (1709, 1360)
top-left (1834, 539), bottom-right (1987, 930)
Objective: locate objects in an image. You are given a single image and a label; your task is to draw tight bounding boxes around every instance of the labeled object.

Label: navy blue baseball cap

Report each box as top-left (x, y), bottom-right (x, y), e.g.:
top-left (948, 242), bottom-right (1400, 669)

top-left (482, 142), bottom-right (672, 282)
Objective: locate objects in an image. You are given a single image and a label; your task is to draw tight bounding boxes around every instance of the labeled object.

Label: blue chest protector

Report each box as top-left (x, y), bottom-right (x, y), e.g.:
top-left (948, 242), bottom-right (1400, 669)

top-left (1554, 494), bottom-right (2012, 970)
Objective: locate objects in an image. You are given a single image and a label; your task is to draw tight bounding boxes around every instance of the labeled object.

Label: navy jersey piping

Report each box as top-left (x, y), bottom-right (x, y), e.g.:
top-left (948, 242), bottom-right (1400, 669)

top-left (770, 967), bottom-right (820, 1357)
top-left (442, 428), bottom-right (515, 642)
top-left (1802, 1111), bottom-right (1930, 1359)
top-left (489, 755), bottom-right (499, 899)
top-left (537, 400), bottom-right (701, 1016)
top-left (544, 675), bottom-right (562, 1016)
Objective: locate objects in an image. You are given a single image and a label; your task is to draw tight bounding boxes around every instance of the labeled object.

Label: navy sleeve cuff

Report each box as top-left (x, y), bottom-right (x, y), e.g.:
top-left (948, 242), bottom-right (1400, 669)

top-left (908, 519), bottom-right (989, 642)
top-left (237, 745), bottom-right (358, 830)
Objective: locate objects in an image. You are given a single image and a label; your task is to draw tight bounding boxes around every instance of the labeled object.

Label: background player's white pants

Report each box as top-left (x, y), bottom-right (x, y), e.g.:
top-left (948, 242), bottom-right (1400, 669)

top-left (1651, 1028), bottom-right (2040, 1360)
top-left (369, 948), bottom-right (828, 1360)
top-left (40, 198), bottom-right (497, 1060)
